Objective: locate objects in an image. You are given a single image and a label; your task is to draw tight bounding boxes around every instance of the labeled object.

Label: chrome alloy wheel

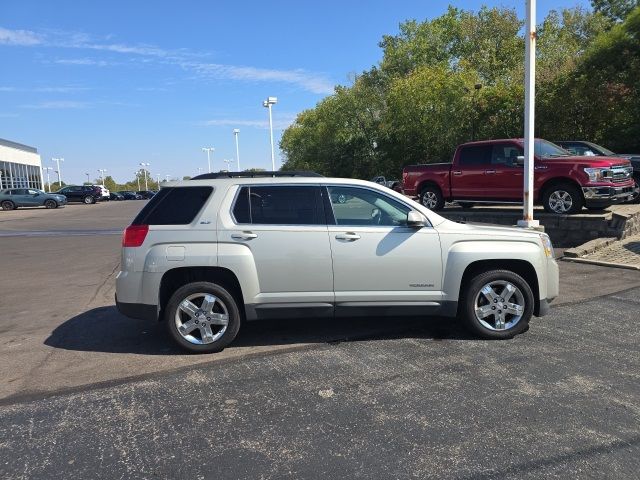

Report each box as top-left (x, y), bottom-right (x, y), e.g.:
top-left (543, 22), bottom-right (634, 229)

top-left (474, 280), bottom-right (525, 331)
top-left (548, 190), bottom-right (573, 213)
top-left (421, 191), bottom-right (438, 209)
top-left (174, 293), bottom-right (230, 345)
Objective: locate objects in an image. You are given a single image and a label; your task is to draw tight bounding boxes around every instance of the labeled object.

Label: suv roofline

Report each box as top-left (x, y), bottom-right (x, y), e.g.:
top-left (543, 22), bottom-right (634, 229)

top-left (192, 171), bottom-right (322, 180)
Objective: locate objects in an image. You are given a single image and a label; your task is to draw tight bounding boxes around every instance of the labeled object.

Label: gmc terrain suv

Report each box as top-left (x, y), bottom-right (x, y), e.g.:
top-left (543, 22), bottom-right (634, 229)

top-left (116, 172), bottom-right (559, 353)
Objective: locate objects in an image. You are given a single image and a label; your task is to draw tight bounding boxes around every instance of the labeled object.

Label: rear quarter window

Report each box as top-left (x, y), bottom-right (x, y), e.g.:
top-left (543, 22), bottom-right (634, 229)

top-left (132, 186), bottom-right (213, 225)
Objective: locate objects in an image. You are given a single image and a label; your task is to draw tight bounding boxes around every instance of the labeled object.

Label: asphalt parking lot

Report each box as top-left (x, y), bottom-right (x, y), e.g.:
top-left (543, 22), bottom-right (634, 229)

top-left (1, 202), bottom-right (639, 479)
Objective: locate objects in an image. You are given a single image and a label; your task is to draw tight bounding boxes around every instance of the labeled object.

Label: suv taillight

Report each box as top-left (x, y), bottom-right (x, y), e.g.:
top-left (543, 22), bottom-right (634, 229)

top-left (122, 224), bottom-right (149, 247)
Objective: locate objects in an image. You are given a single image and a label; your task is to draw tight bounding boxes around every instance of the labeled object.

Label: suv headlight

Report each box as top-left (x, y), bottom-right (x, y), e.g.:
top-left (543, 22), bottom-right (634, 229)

top-left (584, 167), bottom-right (612, 182)
top-left (540, 233), bottom-right (554, 258)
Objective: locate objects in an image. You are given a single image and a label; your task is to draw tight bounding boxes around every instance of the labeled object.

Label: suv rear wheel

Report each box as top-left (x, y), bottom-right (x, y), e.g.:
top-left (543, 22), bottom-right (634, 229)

top-left (460, 269), bottom-right (534, 339)
top-left (420, 185), bottom-right (444, 210)
top-left (1, 200), bottom-right (15, 210)
top-left (165, 281), bottom-right (241, 353)
top-left (83, 195), bottom-right (96, 204)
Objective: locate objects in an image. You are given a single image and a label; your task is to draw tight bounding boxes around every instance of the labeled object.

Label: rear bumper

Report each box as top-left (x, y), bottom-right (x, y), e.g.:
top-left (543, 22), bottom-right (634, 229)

top-left (115, 294), bottom-right (157, 322)
top-left (582, 185), bottom-right (634, 206)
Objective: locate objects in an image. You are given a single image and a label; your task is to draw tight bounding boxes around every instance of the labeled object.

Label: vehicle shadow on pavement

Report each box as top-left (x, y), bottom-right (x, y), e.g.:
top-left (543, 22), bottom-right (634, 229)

top-left (44, 305), bottom-right (474, 355)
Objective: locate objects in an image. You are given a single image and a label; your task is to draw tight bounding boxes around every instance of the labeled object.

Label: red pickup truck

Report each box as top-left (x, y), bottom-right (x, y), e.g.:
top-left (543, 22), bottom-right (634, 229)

top-left (402, 139), bottom-right (635, 214)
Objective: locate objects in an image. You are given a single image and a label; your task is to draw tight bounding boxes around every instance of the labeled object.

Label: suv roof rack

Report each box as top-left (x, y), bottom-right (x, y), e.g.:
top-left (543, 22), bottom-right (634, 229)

top-left (191, 171), bottom-right (323, 180)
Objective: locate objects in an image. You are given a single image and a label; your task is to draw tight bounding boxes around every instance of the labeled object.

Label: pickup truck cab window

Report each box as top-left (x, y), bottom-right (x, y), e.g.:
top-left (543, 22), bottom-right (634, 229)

top-left (491, 144), bottom-right (523, 166)
top-left (327, 186), bottom-right (411, 226)
top-left (459, 145), bottom-right (492, 166)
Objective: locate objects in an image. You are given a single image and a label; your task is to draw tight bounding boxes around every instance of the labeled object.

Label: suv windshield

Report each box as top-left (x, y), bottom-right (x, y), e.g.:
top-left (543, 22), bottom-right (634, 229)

top-left (535, 140), bottom-right (570, 158)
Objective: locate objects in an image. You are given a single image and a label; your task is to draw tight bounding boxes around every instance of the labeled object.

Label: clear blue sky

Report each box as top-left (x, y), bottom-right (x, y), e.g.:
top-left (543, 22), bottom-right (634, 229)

top-left (1, 0), bottom-right (589, 184)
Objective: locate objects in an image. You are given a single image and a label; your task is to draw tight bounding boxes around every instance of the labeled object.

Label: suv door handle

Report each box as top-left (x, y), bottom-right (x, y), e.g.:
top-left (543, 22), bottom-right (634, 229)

top-left (231, 232), bottom-right (258, 240)
top-left (335, 232), bottom-right (361, 241)
top-left (485, 169), bottom-right (497, 174)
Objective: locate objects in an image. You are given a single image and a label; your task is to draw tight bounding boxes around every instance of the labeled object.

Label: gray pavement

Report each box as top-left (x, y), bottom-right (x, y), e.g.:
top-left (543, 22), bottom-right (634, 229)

top-left (1, 202), bottom-right (639, 478)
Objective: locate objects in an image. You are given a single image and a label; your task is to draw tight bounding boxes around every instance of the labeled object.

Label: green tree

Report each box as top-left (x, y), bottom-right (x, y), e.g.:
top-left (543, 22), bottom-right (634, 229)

top-left (592, 0), bottom-right (639, 21)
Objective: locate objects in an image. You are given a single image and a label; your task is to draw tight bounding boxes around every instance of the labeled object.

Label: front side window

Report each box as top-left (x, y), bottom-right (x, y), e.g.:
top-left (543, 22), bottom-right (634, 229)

top-left (327, 186), bottom-right (411, 227)
top-left (232, 185), bottom-right (324, 225)
top-left (491, 144), bottom-right (523, 166)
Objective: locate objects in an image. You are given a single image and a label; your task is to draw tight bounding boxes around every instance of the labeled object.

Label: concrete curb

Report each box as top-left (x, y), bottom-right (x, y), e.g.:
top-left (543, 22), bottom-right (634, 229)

top-left (563, 237), bottom-right (617, 258)
top-left (562, 256), bottom-right (640, 271)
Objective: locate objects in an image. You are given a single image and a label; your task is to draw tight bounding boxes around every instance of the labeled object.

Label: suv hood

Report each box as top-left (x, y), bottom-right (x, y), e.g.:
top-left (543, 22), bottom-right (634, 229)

top-left (438, 219), bottom-right (543, 240)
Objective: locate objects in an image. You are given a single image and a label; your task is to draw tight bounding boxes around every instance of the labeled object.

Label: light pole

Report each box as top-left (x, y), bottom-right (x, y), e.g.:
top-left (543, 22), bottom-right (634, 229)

top-left (135, 171), bottom-right (141, 191)
top-left (471, 83), bottom-right (482, 141)
top-left (197, 167), bottom-right (203, 176)
top-left (98, 169), bottom-right (107, 186)
top-left (233, 129), bottom-right (241, 171)
top-left (52, 157), bottom-right (64, 186)
top-left (223, 159), bottom-right (233, 171)
top-left (43, 167), bottom-right (53, 192)
top-left (517, 0), bottom-right (539, 229)
top-left (155, 174), bottom-right (160, 187)
top-left (165, 174), bottom-right (170, 182)
top-left (263, 97), bottom-right (277, 171)
top-left (85, 172), bottom-right (90, 184)
top-left (139, 162), bottom-right (150, 190)
top-left (202, 147), bottom-right (214, 173)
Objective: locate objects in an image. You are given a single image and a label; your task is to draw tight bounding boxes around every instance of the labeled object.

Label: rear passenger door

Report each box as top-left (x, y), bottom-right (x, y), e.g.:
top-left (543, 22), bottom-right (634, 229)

top-left (450, 144), bottom-right (493, 199)
top-left (219, 184), bottom-right (334, 313)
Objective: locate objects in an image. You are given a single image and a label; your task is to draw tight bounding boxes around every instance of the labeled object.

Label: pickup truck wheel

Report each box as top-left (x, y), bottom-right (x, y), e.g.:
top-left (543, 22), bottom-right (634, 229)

top-left (165, 281), bottom-right (241, 353)
top-left (420, 185), bottom-right (444, 210)
top-left (630, 176), bottom-right (640, 204)
top-left (542, 183), bottom-right (583, 214)
top-left (461, 270), bottom-right (534, 339)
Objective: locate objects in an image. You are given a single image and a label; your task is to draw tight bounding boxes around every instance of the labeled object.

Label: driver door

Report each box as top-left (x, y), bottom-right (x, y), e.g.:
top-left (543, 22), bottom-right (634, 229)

top-left (325, 185), bottom-right (443, 312)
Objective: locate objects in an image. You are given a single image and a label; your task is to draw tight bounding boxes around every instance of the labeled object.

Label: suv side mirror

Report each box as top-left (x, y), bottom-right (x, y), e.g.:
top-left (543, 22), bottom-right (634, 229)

top-left (407, 210), bottom-right (426, 228)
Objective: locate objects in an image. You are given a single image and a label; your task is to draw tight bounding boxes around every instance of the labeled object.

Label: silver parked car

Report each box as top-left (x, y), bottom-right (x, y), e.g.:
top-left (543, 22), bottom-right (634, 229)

top-left (0, 188), bottom-right (67, 210)
top-left (116, 172), bottom-right (559, 353)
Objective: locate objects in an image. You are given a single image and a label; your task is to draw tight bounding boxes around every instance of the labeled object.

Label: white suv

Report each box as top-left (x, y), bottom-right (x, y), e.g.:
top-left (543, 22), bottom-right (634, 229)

top-left (116, 172), bottom-right (559, 353)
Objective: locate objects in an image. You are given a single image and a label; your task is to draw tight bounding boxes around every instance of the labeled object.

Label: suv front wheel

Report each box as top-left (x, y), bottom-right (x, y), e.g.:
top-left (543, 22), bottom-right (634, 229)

top-left (165, 281), bottom-right (241, 353)
top-left (460, 270), bottom-right (534, 339)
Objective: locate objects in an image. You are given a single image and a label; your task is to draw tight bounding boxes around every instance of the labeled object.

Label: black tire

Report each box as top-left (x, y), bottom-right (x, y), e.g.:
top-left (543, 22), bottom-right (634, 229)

top-left (460, 269), bottom-right (534, 340)
top-left (630, 176), bottom-right (640, 204)
top-left (420, 184), bottom-right (445, 210)
top-left (458, 202), bottom-right (475, 209)
top-left (44, 199), bottom-right (57, 209)
top-left (164, 281), bottom-right (241, 353)
top-left (83, 195), bottom-right (96, 204)
top-left (542, 182), bottom-right (583, 214)
top-left (1, 200), bottom-right (16, 211)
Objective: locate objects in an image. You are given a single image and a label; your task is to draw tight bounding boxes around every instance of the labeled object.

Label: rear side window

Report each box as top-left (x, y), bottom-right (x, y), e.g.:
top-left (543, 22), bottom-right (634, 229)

top-left (458, 145), bottom-right (492, 166)
top-left (132, 186), bottom-right (213, 225)
top-left (231, 185), bottom-right (324, 225)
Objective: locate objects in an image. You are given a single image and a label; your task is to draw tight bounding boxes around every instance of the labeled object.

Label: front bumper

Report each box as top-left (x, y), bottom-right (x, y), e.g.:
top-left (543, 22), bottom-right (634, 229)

top-left (582, 185), bottom-right (634, 205)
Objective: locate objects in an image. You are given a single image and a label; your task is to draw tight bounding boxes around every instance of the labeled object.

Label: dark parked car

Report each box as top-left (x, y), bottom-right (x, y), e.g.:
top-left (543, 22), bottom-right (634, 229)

top-left (0, 188), bottom-right (67, 210)
top-left (118, 191), bottom-right (143, 200)
top-left (136, 190), bottom-right (156, 199)
top-left (55, 185), bottom-right (102, 204)
top-left (554, 141), bottom-right (640, 202)
top-left (110, 192), bottom-right (125, 201)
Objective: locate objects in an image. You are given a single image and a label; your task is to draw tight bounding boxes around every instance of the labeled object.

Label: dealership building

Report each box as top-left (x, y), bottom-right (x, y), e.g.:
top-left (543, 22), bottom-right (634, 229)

top-left (0, 138), bottom-right (43, 190)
